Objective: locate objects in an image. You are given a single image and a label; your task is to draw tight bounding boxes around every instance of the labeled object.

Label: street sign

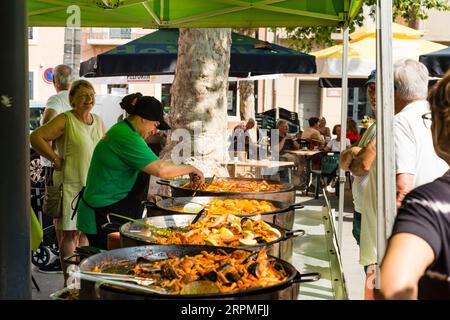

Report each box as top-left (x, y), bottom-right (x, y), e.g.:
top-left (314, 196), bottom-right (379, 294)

top-left (43, 68), bottom-right (53, 84)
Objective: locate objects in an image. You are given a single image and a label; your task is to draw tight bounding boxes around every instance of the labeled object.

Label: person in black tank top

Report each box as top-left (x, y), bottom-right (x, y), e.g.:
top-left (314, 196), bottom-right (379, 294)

top-left (380, 71), bottom-right (450, 300)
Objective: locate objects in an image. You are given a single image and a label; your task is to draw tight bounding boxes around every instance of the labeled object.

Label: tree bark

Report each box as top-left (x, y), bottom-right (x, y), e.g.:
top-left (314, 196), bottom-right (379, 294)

top-left (239, 81), bottom-right (255, 121)
top-left (239, 80), bottom-right (257, 143)
top-left (149, 28), bottom-right (232, 196)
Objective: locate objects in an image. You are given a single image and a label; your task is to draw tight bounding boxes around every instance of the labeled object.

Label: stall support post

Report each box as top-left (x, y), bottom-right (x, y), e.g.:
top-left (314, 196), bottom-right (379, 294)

top-left (376, 0), bottom-right (396, 288)
top-left (0, 0), bottom-right (31, 299)
top-left (338, 26), bottom-right (349, 248)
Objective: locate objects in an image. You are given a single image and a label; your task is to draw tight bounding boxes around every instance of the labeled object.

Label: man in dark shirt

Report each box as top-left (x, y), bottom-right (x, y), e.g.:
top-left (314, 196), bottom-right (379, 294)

top-left (380, 71), bottom-right (450, 300)
top-left (276, 119), bottom-right (300, 154)
top-left (381, 173), bottom-right (450, 299)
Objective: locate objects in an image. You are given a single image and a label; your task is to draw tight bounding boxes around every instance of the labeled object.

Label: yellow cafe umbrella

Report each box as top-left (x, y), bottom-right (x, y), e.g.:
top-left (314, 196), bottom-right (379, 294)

top-left (312, 23), bottom-right (447, 76)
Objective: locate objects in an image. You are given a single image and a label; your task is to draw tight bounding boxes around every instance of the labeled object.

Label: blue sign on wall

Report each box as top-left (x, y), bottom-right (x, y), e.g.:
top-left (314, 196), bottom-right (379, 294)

top-left (43, 68), bottom-right (53, 84)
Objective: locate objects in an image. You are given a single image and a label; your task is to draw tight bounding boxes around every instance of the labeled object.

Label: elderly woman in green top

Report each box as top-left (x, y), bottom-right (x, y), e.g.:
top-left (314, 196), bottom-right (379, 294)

top-left (77, 94), bottom-right (205, 249)
top-left (30, 80), bottom-right (105, 282)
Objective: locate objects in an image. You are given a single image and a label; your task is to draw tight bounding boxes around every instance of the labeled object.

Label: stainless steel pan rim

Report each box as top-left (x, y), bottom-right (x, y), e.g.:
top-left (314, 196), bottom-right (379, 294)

top-left (156, 178), bottom-right (295, 196)
top-left (146, 196), bottom-right (304, 217)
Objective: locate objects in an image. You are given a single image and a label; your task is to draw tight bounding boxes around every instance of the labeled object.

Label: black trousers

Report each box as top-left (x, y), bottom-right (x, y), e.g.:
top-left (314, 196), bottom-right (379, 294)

top-left (86, 172), bottom-right (149, 250)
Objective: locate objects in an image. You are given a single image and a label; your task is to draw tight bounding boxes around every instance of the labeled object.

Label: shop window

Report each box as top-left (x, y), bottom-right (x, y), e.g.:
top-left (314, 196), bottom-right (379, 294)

top-left (347, 87), bottom-right (371, 123)
top-left (109, 28), bottom-right (131, 39)
top-left (227, 82), bottom-right (238, 116)
top-left (107, 84), bottom-right (128, 95)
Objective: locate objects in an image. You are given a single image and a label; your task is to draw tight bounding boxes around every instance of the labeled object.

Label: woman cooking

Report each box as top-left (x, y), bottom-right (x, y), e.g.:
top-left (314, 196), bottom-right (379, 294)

top-left (76, 94), bottom-right (205, 249)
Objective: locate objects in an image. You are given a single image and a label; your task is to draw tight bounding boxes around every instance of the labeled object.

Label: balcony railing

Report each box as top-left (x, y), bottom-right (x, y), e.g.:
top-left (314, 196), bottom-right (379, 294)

top-left (87, 28), bottom-right (145, 45)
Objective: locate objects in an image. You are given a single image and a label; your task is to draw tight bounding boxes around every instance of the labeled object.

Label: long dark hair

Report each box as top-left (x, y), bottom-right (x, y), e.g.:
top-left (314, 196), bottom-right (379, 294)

top-left (347, 118), bottom-right (358, 134)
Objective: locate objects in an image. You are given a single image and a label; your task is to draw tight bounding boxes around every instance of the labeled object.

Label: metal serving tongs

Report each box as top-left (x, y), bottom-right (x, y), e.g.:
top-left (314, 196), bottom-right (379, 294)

top-left (189, 175), bottom-right (215, 224)
top-left (77, 271), bottom-right (170, 296)
top-left (109, 213), bottom-right (181, 237)
top-left (191, 174), bottom-right (216, 197)
top-left (80, 271), bottom-right (157, 286)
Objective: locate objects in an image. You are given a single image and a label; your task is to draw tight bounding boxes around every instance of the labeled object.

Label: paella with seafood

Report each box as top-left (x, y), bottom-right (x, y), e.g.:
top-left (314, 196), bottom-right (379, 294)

top-left (91, 249), bottom-right (288, 294)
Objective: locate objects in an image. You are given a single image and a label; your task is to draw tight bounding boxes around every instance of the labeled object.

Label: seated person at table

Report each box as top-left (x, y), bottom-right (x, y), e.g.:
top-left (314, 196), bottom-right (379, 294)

top-left (318, 116), bottom-right (332, 141)
top-left (346, 118), bottom-right (361, 145)
top-left (275, 120), bottom-right (302, 184)
top-left (324, 125), bottom-right (351, 152)
top-left (229, 118), bottom-right (256, 158)
top-left (277, 119), bottom-right (300, 154)
top-left (302, 117), bottom-right (325, 148)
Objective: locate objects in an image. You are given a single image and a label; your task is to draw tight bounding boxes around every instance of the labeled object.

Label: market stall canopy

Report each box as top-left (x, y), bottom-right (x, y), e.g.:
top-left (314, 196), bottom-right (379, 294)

top-left (29, 0), bottom-right (363, 28)
top-left (312, 23), bottom-right (447, 77)
top-left (79, 29), bottom-right (316, 78)
top-left (419, 47), bottom-right (450, 77)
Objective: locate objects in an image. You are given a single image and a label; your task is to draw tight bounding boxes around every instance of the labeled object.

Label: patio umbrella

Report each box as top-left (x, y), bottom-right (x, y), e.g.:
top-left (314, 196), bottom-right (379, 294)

top-left (312, 23), bottom-right (447, 76)
top-left (80, 29), bottom-right (316, 78)
top-left (419, 47), bottom-right (450, 77)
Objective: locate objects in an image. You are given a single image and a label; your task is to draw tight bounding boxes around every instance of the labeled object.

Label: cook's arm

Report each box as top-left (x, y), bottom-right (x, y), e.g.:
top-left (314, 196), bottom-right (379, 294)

top-left (142, 160), bottom-right (205, 184)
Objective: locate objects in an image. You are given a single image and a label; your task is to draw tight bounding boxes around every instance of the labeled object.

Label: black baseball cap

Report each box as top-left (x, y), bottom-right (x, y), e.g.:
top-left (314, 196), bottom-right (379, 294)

top-left (134, 96), bottom-right (171, 130)
top-left (365, 70), bottom-right (376, 86)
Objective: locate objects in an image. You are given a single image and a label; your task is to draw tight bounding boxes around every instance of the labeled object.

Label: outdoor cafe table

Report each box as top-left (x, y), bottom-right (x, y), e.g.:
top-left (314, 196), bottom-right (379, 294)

top-left (222, 159), bottom-right (294, 181)
top-left (286, 150), bottom-right (322, 189)
top-left (287, 150), bottom-right (322, 157)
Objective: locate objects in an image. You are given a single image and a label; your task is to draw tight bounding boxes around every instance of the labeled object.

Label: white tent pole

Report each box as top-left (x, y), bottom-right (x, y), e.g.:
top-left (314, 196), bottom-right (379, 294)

top-left (376, 0), bottom-right (396, 288)
top-left (338, 25), bottom-right (349, 248)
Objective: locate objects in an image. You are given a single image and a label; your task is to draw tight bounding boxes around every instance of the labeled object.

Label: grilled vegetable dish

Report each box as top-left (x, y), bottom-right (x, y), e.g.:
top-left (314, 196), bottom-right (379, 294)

top-left (91, 249), bottom-right (288, 294)
top-left (182, 179), bottom-right (282, 192)
top-left (142, 214), bottom-right (282, 247)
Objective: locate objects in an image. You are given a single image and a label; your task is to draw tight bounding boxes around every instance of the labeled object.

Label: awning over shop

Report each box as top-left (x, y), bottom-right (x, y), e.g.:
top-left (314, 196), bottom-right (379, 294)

top-left (79, 29), bottom-right (316, 78)
top-left (419, 47), bottom-right (450, 77)
top-left (29, 0), bottom-right (363, 28)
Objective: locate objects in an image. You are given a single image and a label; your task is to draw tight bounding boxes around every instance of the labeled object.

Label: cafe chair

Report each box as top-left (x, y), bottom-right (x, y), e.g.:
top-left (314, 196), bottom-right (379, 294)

top-left (306, 152), bottom-right (340, 199)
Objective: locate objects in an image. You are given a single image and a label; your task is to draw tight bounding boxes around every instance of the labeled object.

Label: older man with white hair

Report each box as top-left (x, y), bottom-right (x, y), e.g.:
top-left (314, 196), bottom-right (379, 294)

top-left (41, 64), bottom-right (74, 125)
top-left (393, 59), bottom-right (448, 208)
